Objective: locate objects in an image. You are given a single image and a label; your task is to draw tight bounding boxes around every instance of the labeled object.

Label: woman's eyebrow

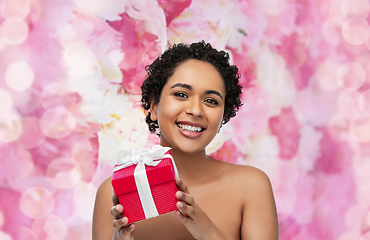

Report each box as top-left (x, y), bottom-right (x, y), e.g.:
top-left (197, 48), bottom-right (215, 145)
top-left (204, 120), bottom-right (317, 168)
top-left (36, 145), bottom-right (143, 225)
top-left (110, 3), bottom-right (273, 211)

top-left (170, 83), bottom-right (223, 99)
top-left (205, 90), bottom-right (223, 100)
top-left (170, 83), bottom-right (192, 90)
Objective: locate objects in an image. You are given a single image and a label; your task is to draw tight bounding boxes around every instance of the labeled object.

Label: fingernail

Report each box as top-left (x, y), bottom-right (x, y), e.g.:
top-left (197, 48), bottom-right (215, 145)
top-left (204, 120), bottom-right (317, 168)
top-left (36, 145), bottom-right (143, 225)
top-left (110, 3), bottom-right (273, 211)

top-left (115, 205), bottom-right (120, 212)
top-left (177, 191), bottom-right (182, 198)
top-left (122, 217), bottom-right (128, 224)
top-left (178, 202), bottom-right (183, 208)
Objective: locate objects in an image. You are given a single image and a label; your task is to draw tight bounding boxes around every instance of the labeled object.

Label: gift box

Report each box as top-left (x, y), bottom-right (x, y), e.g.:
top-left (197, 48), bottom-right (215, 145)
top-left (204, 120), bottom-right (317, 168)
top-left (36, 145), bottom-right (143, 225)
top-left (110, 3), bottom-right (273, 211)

top-left (111, 145), bottom-right (179, 223)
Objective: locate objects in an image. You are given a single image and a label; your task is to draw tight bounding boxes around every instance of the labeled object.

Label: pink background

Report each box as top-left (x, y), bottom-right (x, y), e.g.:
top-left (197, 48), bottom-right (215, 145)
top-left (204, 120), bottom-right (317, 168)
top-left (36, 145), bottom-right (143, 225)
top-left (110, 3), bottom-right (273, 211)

top-left (1, 0), bottom-right (370, 239)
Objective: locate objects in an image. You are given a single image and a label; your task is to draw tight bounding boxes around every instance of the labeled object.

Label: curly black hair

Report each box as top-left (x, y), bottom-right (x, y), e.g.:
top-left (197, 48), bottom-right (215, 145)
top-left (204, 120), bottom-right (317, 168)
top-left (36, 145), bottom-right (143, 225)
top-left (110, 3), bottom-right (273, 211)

top-left (141, 41), bottom-right (243, 134)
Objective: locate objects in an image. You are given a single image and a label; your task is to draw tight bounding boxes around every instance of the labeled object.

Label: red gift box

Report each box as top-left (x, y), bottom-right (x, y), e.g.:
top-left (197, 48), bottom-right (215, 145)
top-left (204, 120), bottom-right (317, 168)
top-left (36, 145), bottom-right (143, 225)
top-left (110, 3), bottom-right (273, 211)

top-left (111, 146), bottom-right (178, 223)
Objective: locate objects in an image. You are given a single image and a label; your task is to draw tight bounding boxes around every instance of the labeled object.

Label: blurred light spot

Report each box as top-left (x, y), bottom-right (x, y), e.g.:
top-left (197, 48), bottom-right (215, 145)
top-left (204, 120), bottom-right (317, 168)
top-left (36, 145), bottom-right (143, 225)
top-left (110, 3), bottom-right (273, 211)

top-left (361, 231), bottom-right (370, 240)
top-left (41, 83), bottom-right (77, 109)
top-left (0, 231), bottom-right (11, 240)
top-left (0, 0), bottom-right (30, 19)
top-left (31, 214), bottom-right (67, 240)
top-left (337, 91), bottom-right (362, 118)
top-left (328, 114), bottom-right (349, 142)
top-left (316, 62), bottom-right (340, 91)
top-left (359, 89), bottom-right (370, 114)
top-left (342, 18), bottom-right (370, 45)
top-left (349, 114), bottom-right (370, 142)
top-left (368, 210), bottom-right (370, 227)
top-left (47, 157), bottom-right (81, 189)
top-left (20, 187), bottom-right (54, 219)
top-left (72, 140), bottom-right (92, 171)
top-left (341, 0), bottom-right (370, 19)
top-left (0, 89), bottom-right (12, 114)
top-left (17, 117), bottom-right (45, 149)
top-left (321, 19), bottom-right (342, 45)
top-left (64, 42), bottom-right (98, 78)
top-left (40, 107), bottom-right (76, 139)
top-left (15, 227), bottom-right (37, 240)
top-left (0, 209), bottom-right (3, 227)
top-left (330, 0), bottom-right (346, 22)
top-left (336, 62), bottom-right (365, 91)
top-left (74, 182), bottom-right (97, 221)
top-left (0, 113), bottom-right (22, 142)
top-left (5, 61), bottom-right (34, 91)
top-left (74, 0), bottom-right (113, 16)
top-left (9, 148), bottom-right (33, 179)
top-left (0, 17), bottom-right (28, 45)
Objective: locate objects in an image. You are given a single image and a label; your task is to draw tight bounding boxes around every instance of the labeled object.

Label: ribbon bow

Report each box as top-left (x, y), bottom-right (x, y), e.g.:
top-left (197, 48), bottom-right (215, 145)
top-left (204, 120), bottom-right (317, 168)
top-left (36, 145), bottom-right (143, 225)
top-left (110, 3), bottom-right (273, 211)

top-left (114, 145), bottom-right (172, 172)
top-left (113, 145), bottom-right (177, 219)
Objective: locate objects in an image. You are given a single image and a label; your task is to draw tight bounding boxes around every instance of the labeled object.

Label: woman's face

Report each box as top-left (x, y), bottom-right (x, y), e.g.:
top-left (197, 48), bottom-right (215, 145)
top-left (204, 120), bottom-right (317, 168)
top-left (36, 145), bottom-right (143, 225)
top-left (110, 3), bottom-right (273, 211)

top-left (150, 59), bottom-right (225, 154)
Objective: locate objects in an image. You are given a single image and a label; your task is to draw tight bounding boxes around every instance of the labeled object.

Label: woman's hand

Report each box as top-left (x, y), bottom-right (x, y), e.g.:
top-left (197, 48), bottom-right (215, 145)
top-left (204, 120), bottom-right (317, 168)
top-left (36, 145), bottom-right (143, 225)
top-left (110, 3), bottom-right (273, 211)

top-left (175, 178), bottom-right (226, 240)
top-left (111, 193), bottom-right (135, 240)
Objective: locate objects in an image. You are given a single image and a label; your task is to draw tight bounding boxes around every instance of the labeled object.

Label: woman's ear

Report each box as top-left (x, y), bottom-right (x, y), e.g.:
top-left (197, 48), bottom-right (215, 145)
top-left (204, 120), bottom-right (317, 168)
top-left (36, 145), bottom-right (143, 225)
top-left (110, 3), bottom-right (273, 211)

top-left (150, 102), bottom-right (158, 121)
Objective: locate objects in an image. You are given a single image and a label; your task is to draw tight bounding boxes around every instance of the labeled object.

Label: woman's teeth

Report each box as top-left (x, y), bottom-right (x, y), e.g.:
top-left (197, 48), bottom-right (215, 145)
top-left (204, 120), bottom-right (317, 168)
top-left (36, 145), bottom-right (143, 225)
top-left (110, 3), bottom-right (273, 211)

top-left (177, 124), bottom-right (203, 132)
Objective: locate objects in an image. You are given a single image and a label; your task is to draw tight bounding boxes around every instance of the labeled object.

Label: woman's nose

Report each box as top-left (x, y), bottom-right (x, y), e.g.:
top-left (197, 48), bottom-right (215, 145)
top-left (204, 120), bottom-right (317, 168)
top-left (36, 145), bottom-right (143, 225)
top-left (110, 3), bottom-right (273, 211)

top-left (185, 98), bottom-right (203, 117)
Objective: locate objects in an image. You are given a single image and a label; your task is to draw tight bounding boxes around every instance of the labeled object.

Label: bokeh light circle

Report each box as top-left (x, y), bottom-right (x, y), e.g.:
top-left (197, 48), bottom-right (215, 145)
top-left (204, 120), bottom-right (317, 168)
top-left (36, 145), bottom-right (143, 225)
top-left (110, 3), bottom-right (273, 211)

top-left (316, 62), bottom-right (340, 91)
top-left (0, 231), bottom-right (11, 240)
top-left (0, 0), bottom-right (30, 19)
top-left (336, 62), bottom-right (365, 91)
top-left (9, 147), bottom-right (34, 180)
top-left (40, 107), bottom-right (76, 139)
top-left (342, 18), bottom-right (370, 45)
top-left (0, 17), bottom-right (28, 45)
top-left (337, 91), bottom-right (361, 118)
top-left (0, 113), bottom-right (22, 142)
top-left (0, 89), bottom-right (12, 114)
top-left (74, 182), bottom-right (97, 221)
top-left (367, 210), bottom-right (370, 227)
top-left (341, 0), bottom-right (370, 19)
top-left (5, 61), bottom-right (34, 91)
top-left (359, 89), bottom-right (370, 114)
top-left (41, 82), bottom-right (77, 109)
top-left (31, 214), bottom-right (67, 240)
top-left (17, 117), bottom-right (46, 149)
top-left (47, 157), bottom-right (81, 189)
top-left (349, 114), bottom-right (370, 142)
top-left (321, 19), bottom-right (341, 45)
top-left (15, 227), bottom-right (38, 240)
top-left (20, 187), bottom-right (55, 219)
top-left (328, 114), bottom-right (349, 142)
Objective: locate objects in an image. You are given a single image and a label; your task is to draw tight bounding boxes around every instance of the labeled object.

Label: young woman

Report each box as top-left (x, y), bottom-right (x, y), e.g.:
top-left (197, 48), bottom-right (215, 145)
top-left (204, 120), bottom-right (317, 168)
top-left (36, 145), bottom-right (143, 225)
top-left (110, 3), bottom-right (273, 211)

top-left (92, 41), bottom-right (279, 240)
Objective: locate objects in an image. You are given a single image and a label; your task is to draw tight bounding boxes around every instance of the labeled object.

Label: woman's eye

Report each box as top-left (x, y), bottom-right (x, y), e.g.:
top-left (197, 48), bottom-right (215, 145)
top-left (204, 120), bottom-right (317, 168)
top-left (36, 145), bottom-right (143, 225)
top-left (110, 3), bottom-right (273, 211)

top-left (205, 99), bottom-right (218, 105)
top-left (174, 92), bottom-right (188, 98)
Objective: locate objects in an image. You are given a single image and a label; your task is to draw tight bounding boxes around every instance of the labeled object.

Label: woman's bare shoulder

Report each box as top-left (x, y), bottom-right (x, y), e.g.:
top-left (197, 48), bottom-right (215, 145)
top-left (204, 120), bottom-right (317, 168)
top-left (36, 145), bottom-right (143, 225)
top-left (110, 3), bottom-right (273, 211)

top-left (216, 160), bottom-right (270, 181)
top-left (214, 160), bottom-right (273, 196)
top-left (98, 175), bottom-right (113, 191)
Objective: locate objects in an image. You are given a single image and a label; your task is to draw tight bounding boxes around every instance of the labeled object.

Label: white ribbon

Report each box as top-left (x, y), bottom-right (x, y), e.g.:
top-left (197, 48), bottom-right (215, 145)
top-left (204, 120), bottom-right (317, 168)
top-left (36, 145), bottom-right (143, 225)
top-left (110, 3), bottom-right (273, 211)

top-left (114, 145), bottom-right (178, 219)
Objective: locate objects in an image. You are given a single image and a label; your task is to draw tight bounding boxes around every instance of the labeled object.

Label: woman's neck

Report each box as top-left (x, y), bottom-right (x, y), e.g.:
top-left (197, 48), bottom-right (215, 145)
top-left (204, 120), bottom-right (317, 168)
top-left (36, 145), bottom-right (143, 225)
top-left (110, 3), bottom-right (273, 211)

top-left (169, 148), bottom-right (212, 187)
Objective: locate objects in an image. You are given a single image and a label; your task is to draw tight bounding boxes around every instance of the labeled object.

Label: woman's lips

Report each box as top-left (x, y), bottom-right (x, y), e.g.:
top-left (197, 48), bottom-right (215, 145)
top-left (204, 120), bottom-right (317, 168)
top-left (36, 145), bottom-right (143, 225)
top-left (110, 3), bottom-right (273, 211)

top-left (176, 123), bottom-right (205, 138)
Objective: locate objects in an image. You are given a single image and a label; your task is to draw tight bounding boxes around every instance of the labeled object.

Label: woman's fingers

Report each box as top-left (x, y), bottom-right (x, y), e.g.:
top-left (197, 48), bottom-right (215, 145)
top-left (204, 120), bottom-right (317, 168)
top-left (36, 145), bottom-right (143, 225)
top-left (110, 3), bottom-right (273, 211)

top-left (176, 191), bottom-right (197, 219)
top-left (175, 177), bottom-right (190, 194)
top-left (113, 217), bottom-right (135, 232)
top-left (112, 192), bottom-right (120, 205)
top-left (110, 204), bottom-right (124, 220)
